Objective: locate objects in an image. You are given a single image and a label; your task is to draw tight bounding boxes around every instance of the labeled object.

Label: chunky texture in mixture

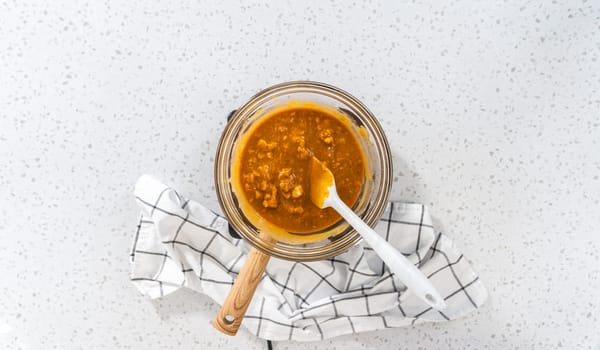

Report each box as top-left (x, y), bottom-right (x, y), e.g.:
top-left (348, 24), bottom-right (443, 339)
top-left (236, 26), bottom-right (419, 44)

top-left (237, 105), bottom-right (365, 233)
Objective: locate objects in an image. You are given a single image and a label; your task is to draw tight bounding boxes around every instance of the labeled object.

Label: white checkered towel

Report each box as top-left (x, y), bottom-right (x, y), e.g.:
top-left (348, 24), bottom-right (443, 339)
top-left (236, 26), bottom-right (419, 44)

top-left (130, 174), bottom-right (487, 341)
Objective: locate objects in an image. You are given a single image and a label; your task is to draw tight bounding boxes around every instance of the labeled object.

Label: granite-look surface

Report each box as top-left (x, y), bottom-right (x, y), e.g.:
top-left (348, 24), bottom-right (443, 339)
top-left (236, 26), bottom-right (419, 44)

top-left (1, 1), bottom-right (599, 349)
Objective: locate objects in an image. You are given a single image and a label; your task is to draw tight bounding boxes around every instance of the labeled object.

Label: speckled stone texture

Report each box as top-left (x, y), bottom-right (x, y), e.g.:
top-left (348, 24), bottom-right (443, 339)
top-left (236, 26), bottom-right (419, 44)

top-left (1, 0), bottom-right (599, 349)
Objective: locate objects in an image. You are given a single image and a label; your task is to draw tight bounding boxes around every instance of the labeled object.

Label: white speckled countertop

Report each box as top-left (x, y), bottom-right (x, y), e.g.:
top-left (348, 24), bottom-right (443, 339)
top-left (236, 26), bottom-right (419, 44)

top-left (1, 1), bottom-right (599, 349)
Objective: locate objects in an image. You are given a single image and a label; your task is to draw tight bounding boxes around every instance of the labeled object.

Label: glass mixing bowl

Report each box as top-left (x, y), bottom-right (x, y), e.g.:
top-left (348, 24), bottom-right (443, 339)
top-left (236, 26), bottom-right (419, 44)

top-left (214, 81), bottom-right (392, 261)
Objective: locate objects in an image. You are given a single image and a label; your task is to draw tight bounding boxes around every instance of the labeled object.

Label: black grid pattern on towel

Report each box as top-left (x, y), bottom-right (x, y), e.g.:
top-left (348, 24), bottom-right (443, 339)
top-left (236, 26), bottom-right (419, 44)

top-left (130, 190), bottom-right (482, 340)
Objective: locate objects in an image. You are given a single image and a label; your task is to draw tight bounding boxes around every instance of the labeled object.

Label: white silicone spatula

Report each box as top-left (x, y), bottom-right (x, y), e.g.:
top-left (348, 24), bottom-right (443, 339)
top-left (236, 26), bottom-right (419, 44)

top-left (309, 157), bottom-right (447, 311)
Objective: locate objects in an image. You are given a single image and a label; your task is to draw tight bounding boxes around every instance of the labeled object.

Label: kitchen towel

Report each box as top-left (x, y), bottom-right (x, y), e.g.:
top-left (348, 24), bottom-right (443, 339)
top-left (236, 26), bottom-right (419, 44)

top-left (130, 174), bottom-right (487, 341)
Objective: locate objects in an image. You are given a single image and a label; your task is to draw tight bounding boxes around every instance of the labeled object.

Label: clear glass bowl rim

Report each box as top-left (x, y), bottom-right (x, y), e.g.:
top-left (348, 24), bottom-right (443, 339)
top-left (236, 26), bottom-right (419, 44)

top-left (214, 80), bottom-right (393, 261)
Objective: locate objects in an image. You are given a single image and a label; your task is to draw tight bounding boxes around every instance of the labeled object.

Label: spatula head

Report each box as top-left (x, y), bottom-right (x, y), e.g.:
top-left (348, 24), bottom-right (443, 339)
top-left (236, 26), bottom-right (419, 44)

top-left (309, 156), bottom-right (336, 209)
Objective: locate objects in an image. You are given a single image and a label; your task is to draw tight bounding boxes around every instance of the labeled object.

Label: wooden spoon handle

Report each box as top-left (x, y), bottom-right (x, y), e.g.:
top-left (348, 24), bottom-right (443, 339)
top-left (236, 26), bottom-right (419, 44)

top-left (212, 247), bottom-right (270, 336)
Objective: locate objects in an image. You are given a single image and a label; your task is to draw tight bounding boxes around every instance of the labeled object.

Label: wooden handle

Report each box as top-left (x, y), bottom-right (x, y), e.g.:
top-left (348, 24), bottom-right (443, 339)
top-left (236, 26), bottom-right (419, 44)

top-left (212, 247), bottom-right (271, 336)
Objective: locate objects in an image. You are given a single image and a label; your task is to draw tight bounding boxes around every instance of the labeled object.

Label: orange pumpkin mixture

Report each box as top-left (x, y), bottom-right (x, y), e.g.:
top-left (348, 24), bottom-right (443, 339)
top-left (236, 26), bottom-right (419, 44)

top-left (234, 102), bottom-right (365, 234)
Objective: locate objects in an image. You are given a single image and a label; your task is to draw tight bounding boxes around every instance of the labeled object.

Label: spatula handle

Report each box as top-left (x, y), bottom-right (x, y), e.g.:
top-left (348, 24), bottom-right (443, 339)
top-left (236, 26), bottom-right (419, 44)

top-left (213, 247), bottom-right (270, 335)
top-left (330, 197), bottom-right (447, 311)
